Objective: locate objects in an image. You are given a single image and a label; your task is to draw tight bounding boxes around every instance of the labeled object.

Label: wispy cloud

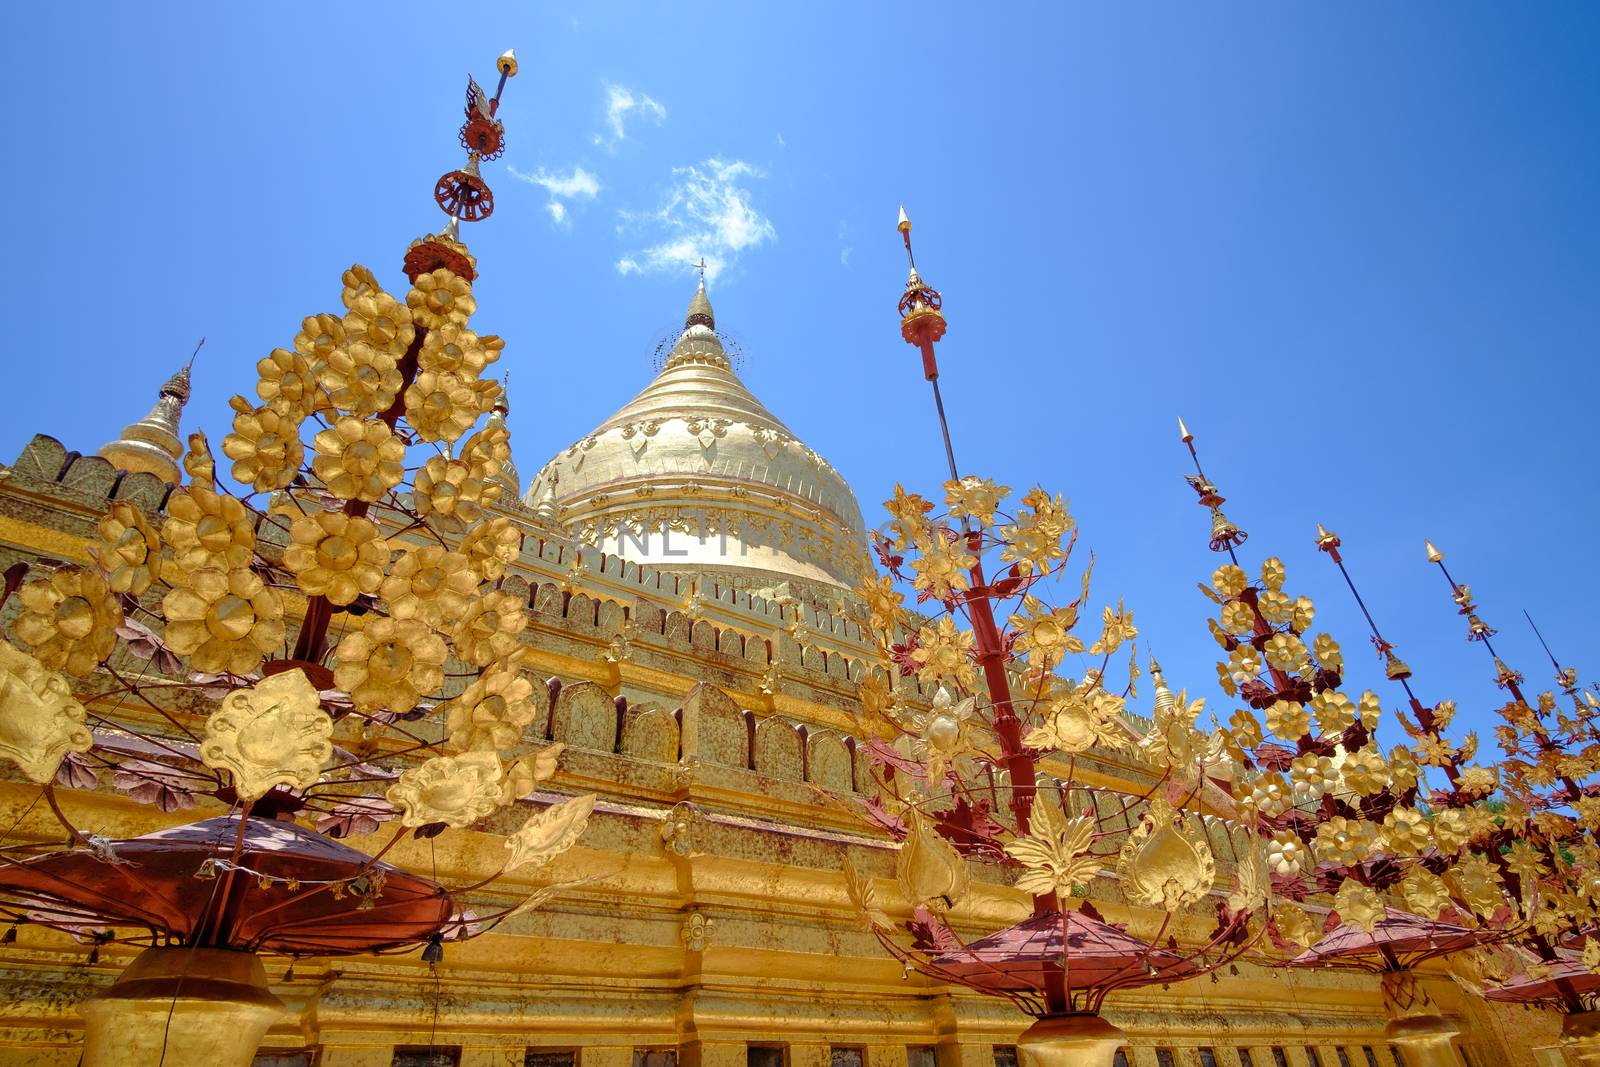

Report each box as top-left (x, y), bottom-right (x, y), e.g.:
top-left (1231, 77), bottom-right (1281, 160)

top-left (615, 158), bottom-right (776, 281)
top-left (838, 220), bottom-right (853, 266)
top-left (596, 83), bottom-right (666, 145)
top-left (509, 165), bottom-right (601, 227)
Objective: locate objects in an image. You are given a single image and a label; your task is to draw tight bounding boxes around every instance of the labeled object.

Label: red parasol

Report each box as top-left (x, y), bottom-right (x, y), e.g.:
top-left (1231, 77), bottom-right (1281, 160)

top-left (1287, 908), bottom-right (1487, 971)
top-left (929, 909), bottom-right (1197, 995)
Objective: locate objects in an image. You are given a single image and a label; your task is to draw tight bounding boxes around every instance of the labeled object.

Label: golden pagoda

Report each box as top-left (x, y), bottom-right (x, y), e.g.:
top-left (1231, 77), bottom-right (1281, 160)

top-left (96, 360), bottom-right (193, 483)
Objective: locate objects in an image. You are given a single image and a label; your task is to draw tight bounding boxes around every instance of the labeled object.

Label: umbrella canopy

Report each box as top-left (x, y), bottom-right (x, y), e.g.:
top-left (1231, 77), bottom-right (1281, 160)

top-left (929, 908), bottom-right (1197, 994)
top-left (1483, 954), bottom-right (1600, 1006)
top-left (0, 816), bottom-right (454, 955)
top-left (1287, 908), bottom-right (1486, 971)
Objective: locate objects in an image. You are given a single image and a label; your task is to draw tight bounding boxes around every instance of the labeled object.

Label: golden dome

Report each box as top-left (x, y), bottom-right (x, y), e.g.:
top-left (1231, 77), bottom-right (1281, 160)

top-left (526, 280), bottom-right (869, 590)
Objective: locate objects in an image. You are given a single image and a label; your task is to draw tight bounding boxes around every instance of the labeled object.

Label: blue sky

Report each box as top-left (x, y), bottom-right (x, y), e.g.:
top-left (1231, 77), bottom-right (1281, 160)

top-left (3, 4), bottom-right (1596, 744)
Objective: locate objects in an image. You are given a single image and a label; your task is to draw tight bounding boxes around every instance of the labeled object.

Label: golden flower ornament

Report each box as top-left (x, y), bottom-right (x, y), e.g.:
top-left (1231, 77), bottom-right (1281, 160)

top-left (1265, 699), bottom-right (1310, 740)
top-left (312, 417), bottom-right (406, 502)
top-left (1266, 831), bottom-right (1306, 876)
top-left (0, 638), bottom-right (93, 783)
top-left (343, 288), bottom-right (415, 357)
top-left (1289, 752), bottom-right (1337, 802)
top-left (1116, 797), bottom-right (1215, 911)
top-left (1312, 690), bottom-right (1357, 735)
top-left (222, 397), bottom-right (304, 493)
top-left (1026, 691), bottom-right (1127, 755)
top-left (1273, 900), bottom-right (1319, 950)
top-left (1260, 557), bottom-right (1287, 591)
top-left (1452, 854), bottom-right (1505, 917)
top-left (1312, 633), bottom-right (1343, 671)
top-left (1006, 794), bottom-right (1099, 900)
top-left (910, 617), bottom-right (976, 689)
top-left (1289, 597), bottom-right (1315, 632)
top-left (943, 475), bottom-right (1009, 526)
top-left (1382, 807), bottom-right (1430, 855)
top-left (503, 793), bottom-right (596, 873)
top-left (419, 323), bottom-right (500, 377)
top-left (334, 617), bottom-right (447, 714)
top-left (1221, 600), bottom-right (1256, 636)
top-left (183, 430), bottom-right (217, 487)
top-left (414, 455), bottom-right (498, 527)
top-left (1008, 596), bottom-right (1083, 666)
top-left (89, 502), bottom-right (161, 596)
top-left (405, 369), bottom-right (484, 445)
top-left (407, 267), bottom-right (476, 328)
top-left (910, 528), bottom-right (975, 601)
top-left (199, 669), bottom-right (332, 801)
top-left (162, 487), bottom-right (255, 574)
top-left (1339, 745), bottom-right (1390, 797)
top-left (445, 658), bottom-right (538, 751)
top-left (1456, 765), bottom-right (1498, 798)
top-left (843, 856), bottom-right (892, 929)
top-left (1227, 645), bottom-right (1262, 685)
top-left (1401, 868), bottom-right (1452, 921)
top-left (459, 423), bottom-right (511, 474)
top-left (999, 487), bottom-right (1072, 575)
top-left (162, 568), bottom-right (285, 675)
top-left (1212, 564), bottom-right (1248, 598)
top-left (1333, 878), bottom-right (1385, 933)
top-left (460, 516), bottom-right (522, 582)
top-left (1257, 590), bottom-right (1293, 626)
top-left (14, 567), bottom-right (122, 677)
top-left (453, 590), bottom-right (530, 668)
top-left (1089, 600), bottom-right (1137, 656)
top-left (883, 484), bottom-right (933, 550)
top-left (341, 264), bottom-right (382, 308)
top-left (1357, 691), bottom-right (1382, 730)
top-left (500, 742), bottom-right (563, 804)
top-left (857, 574), bottom-right (905, 635)
top-left (1315, 816), bottom-right (1378, 865)
top-left (1246, 772), bottom-right (1293, 819)
top-left (896, 810), bottom-right (970, 913)
top-left (294, 311), bottom-right (346, 366)
top-left (1430, 808), bottom-right (1470, 855)
top-left (386, 750), bottom-right (504, 828)
top-left (283, 511), bottom-right (390, 606)
top-left (257, 346), bottom-right (324, 420)
top-left (1263, 633), bottom-right (1308, 672)
top-left (908, 687), bottom-right (977, 783)
top-left (1387, 744), bottom-right (1421, 793)
top-left (322, 341), bottom-right (403, 417)
top-left (380, 544), bottom-right (480, 630)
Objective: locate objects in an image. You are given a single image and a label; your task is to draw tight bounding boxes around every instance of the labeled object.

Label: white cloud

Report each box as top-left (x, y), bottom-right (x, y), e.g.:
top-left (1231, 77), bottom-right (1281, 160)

top-left (615, 159), bottom-right (776, 281)
top-left (776, 132), bottom-right (786, 148)
top-left (509, 166), bottom-right (600, 228)
top-left (600, 83), bottom-right (666, 144)
top-left (838, 220), bottom-right (853, 266)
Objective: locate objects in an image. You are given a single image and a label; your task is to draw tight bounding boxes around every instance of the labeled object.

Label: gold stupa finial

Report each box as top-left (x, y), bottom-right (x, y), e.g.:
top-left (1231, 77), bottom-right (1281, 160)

top-left (897, 205), bottom-right (911, 234)
top-left (1424, 539), bottom-right (1443, 563)
top-left (97, 340), bottom-right (203, 484)
top-left (1149, 655), bottom-right (1177, 719)
top-left (685, 267), bottom-right (715, 330)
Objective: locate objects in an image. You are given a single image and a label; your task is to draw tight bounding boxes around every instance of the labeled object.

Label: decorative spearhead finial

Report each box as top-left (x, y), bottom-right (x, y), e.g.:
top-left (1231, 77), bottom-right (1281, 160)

top-left (497, 49), bottom-right (519, 77)
top-left (897, 205), bottom-right (912, 234)
top-left (1425, 540), bottom-right (1443, 564)
top-left (1177, 416), bottom-right (1193, 444)
top-left (895, 206), bottom-right (945, 375)
top-left (1315, 524), bottom-right (1340, 550)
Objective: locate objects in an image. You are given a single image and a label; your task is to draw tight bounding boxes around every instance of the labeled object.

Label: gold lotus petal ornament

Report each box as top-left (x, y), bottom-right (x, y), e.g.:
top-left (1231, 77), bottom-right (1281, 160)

top-left (445, 657), bottom-right (538, 751)
top-left (405, 369), bottom-right (484, 445)
top-left (460, 516), bottom-right (523, 582)
top-left (89, 502), bottom-right (161, 596)
top-left (1211, 564), bottom-right (1248, 598)
top-left (452, 590), bottom-right (530, 667)
top-left (0, 637), bottom-right (93, 783)
top-left (162, 486), bottom-right (255, 573)
top-left (504, 792), bottom-right (596, 873)
top-left (909, 617), bottom-right (976, 690)
top-left (13, 566), bottom-right (123, 677)
top-left (414, 455), bottom-right (496, 528)
top-left (343, 288), bottom-right (416, 358)
top-left (1334, 879), bottom-right (1385, 933)
top-left (199, 669), bottom-right (332, 801)
top-left (1265, 699), bottom-right (1310, 741)
top-left (311, 417), bottom-right (406, 502)
top-left (1117, 796), bottom-right (1215, 911)
top-left (162, 567), bottom-right (285, 675)
top-left (420, 322), bottom-right (499, 377)
top-left (943, 475), bottom-right (1009, 527)
top-left (407, 267), bottom-right (476, 329)
top-left (282, 511), bottom-right (390, 607)
top-left (221, 397), bottom-right (304, 493)
top-left (380, 544), bottom-right (480, 629)
top-left (387, 749), bottom-right (504, 828)
top-left (896, 809), bottom-right (970, 913)
top-left (333, 617), bottom-right (447, 713)
top-left (843, 855), bottom-right (892, 928)
top-left (322, 340), bottom-right (402, 416)
top-left (258, 345), bottom-right (324, 420)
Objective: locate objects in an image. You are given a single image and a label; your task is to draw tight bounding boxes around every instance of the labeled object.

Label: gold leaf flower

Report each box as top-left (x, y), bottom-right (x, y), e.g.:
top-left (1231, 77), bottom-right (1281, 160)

top-left (1116, 796), bottom-right (1215, 911)
top-left (380, 545), bottom-right (479, 630)
top-left (1089, 599), bottom-right (1137, 656)
top-left (341, 264), bottom-right (382, 308)
top-left (1246, 772), bottom-right (1293, 819)
top-left (1289, 753), bottom-right (1337, 802)
top-left (1265, 699), bottom-right (1310, 740)
top-left (1388, 744), bottom-right (1421, 793)
top-left (222, 397), bottom-right (304, 493)
top-left (1009, 595), bottom-right (1083, 667)
top-left (1215, 661), bottom-right (1237, 698)
top-left (386, 749), bottom-right (503, 828)
top-left (1227, 645), bottom-right (1262, 685)
top-left (343, 289), bottom-right (415, 357)
top-left (1431, 808), bottom-right (1469, 855)
top-left (503, 793), bottom-right (596, 872)
top-left (282, 511), bottom-right (389, 606)
top-left (1289, 597), bottom-right (1315, 632)
top-left (311, 417), bottom-right (405, 502)
top-left (161, 568), bottom-right (284, 675)
top-left (459, 423), bottom-right (511, 476)
top-left (500, 742), bottom-right (563, 804)
top-left (998, 488), bottom-right (1073, 576)
top-left (907, 687), bottom-right (976, 782)
top-left (14, 567), bottom-right (122, 677)
top-left (89, 502), bottom-right (161, 596)
top-left (414, 455), bottom-right (498, 528)
top-left (459, 516), bottom-right (522, 582)
top-left (1339, 745), bottom-right (1390, 797)
top-left (183, 431), bottom-right (217, 486)
top-left (322, 341), bottom-right (402, 416)
top-left (406, 267), bottom-right (476, 329)
top-left (943, 475), bottom-right (1009, 526)
top-left (1312, 633), bottom-right (1342, 671)
top-left (1312, 690), bottom-right (1357, 735)
top-left (333, 617), bottom-right (446, 714)
top-left (896, 809), bottom-right (970, 912)
top-left (1006, 794), bottom-right (1098, 900)
top-left (0, 637), bottom-right (93, 783)
top-left (452, 590), bottom-right (530, 667)
top-left (405, 369), bottom-right (484, 445)
top-left (1221, 600), bottom-right (1256, 636)
top-left (1263, 633), bottom-right (1308, 672)
top-left (1314, 816), bottom-right (1378, 865)
top-left (1451, 853), bottom-right (1505, 917)
top-left (257, 346), bottom-right (324, 420)
top-left (419, 322), bottom-right (501, 376)
top-left (1382, 807), bottom-right (1429, 855)
top-left (1260, 557), bottom-right (1287, 591)
top-left (856, 574), bottom-right (904, 635)
top-left (1027, 691), bottom-right (1127, 755)
top-left (199, 669), bottom-right (332, 801)
top-left (1258, 590), bottom-right (1293, 626)
top-left (1333, 879), bottom-right (1385, 933)
top-left (1357, 691), bottom-right (1382, 730)
top-left (1401, 868), bottom-right (1451, 920)
top-left (162, 486), bottom-right (255, 574)
top-left (910, 527), bottom-right (975, 601)
top-left (294, 312), bottom-right (346, 365)
top-left (1212, 564), bottom-right (1248, 598)
top-left (909, 617), bottom-right (976, 690)
top-left (1266, 831), bottom-right (1306, 876)
top-left (445, 658), bottom-right (538, 751)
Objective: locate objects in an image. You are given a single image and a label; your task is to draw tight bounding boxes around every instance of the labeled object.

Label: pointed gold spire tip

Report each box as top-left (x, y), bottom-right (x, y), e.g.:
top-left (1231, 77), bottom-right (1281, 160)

top-left (497, 49), bottom-right (518, 77)
top-left (897, 205), bottom-right (911, 234)
top-left (1177, 416), bottom-right (1192, 443)
top-left (1425, 540), bottom-right (1443, 563)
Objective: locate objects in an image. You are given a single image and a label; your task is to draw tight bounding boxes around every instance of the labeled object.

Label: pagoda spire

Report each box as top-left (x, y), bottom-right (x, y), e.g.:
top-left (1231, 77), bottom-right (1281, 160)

top-left (485, 372), bottom-right (521, 498)
top-left (685, 266), bottom-right (715, 329)
top-left (97, 343), bottom-right (200, 483)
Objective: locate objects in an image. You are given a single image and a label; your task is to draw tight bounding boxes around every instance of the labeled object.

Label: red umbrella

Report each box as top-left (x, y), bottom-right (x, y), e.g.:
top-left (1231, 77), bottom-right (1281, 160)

top-left (0, 816), bottom-right (454, 955)
top-left (1287, 908), bottom-right (1486, 971)
top-left (930, 909), bottom-right (1197, 994)
top-left (1483, 954), bottom-right (1600, 1006)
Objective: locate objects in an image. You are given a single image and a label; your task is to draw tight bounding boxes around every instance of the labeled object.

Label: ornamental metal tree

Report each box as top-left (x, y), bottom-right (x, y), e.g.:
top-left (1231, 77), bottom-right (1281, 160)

top-left (843, 213), bottom-right (1287, 1067)
top-left (0, 52), bottom-right (596, 1067)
